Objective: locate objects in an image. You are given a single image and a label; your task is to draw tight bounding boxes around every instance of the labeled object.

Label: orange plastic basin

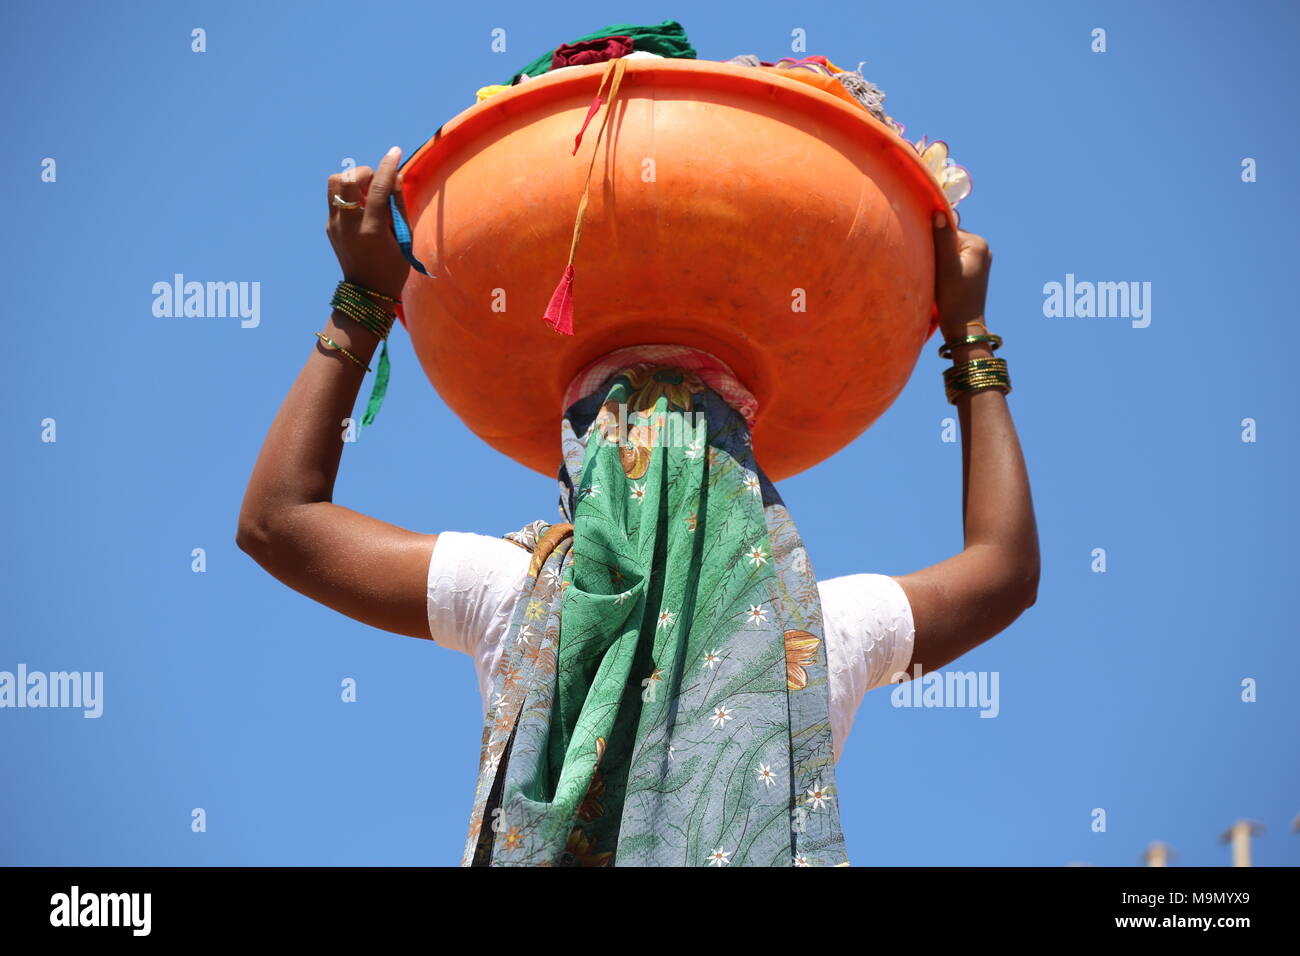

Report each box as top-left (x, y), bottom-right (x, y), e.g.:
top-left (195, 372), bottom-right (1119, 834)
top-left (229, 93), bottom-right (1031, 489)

top-left (399, 58), bottom-right (952, 481)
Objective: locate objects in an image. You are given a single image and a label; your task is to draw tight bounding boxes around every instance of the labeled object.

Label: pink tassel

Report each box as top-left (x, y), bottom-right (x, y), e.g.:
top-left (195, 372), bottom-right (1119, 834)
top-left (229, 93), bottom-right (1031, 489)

top-left (546, 59), bottom-right (626, 336)
top-left (543, 264), bottom-right (576, 335)
top-left (572, 94), bottom-right (604, 155)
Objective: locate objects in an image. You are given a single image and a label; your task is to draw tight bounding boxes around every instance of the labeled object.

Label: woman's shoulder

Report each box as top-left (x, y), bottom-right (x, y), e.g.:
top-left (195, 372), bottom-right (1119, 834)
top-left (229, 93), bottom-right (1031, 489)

top-left (426, 530), bottom-right (534, 654)
top-left (817, 573), bottom-right (914, 649)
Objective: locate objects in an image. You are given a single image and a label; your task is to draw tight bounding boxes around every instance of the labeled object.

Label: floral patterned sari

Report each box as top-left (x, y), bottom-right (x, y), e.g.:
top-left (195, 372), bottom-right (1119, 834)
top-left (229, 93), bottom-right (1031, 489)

top-left (460, 364), bottom-right (848, 866)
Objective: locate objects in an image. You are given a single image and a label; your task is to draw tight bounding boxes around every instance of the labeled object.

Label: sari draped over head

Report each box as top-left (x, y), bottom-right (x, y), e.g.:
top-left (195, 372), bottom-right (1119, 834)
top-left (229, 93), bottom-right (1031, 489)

top-left (460, 347), bottom-right (849, 867)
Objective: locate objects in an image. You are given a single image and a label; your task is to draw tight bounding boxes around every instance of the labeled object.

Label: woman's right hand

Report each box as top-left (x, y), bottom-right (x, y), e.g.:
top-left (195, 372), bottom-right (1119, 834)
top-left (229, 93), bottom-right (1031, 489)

top-left (326, 146), bottom-right (412, 302)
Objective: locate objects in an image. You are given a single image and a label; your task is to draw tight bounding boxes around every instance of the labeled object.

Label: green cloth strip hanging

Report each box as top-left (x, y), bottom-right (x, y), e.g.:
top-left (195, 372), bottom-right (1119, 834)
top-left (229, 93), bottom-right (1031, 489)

top-left (360, 339), bottom-right (390, 427)
top-left (507, 19), bottom-right (696, 84)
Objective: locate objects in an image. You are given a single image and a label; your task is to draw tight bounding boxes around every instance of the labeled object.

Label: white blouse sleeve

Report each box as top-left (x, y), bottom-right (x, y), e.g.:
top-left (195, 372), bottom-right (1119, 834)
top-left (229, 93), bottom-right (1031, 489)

top-left (426, 532), bottom-right (532, 705)
top-left (818, 573), bottom-right (916, 759)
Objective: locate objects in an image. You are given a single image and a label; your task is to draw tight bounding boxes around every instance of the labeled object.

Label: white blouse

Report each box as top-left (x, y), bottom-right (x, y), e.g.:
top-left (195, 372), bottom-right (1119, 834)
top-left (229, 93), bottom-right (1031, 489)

top-left (426, 531), bottom-right (915, 762)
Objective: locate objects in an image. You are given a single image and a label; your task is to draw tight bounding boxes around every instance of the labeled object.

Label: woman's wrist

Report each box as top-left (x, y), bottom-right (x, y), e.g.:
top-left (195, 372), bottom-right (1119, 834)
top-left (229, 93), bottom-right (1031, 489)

top-left (325, 280), bottom-right (398, 350)
top-left (942, 316), bottom-right (993, 362)
top-left (320, 310), bottom-right (384, 356)
top-left (947, 342), bottom-right (995, 363)
top-left (342, 273), bottom-right (404, 305)
top-left (941, 314), bottom-right (1010, 403)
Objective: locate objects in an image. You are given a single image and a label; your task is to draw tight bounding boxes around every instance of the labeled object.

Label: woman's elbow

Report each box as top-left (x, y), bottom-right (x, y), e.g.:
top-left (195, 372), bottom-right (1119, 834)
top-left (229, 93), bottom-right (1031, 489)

top-left (984, 545), bottom-right (1039, 616)
top-left (993, 555), bottom-right (1039, 617)
top-left (235, 509), bottom-right (276, 560)
top-left (1018, 563), bottom-right (1040, 611)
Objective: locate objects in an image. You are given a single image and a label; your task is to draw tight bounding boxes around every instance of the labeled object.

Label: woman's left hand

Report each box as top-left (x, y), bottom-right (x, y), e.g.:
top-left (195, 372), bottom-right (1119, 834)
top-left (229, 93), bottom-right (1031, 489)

top-left (932, 212), bottom-right (992, 341)
top-left (326, 146), bottom-right (411, 302)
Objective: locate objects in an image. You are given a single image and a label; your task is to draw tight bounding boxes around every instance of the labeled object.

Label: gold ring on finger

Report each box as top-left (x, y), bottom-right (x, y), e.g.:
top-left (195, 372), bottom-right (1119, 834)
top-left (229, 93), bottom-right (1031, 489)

top-left (332, 194), bottom-right (362, 209)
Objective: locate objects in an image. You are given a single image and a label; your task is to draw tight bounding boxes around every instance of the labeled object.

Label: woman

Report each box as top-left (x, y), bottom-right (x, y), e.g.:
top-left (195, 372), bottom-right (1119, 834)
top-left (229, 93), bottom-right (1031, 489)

top-left (236, 146), bottom-right (1040, 866)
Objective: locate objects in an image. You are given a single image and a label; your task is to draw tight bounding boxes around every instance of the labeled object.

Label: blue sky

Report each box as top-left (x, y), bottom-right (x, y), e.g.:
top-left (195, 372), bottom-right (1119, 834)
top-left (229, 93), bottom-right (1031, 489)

top-left (2, 0), bottom-right (1296, 866)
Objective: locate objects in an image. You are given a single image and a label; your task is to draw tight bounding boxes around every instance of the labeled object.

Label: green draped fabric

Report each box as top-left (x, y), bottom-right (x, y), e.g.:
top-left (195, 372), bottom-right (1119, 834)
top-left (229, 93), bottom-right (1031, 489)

top-left (506, 19), bottom-right (697, 85)
top-left (461, 365), bottom-right (848, 866)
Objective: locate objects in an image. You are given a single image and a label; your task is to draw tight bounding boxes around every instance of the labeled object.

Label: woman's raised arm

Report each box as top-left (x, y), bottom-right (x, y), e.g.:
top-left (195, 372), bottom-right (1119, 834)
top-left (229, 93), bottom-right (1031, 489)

top-left (892, 217), bottom-right (1041, 674)
top-left (236, 147), bottom-right (437, 640)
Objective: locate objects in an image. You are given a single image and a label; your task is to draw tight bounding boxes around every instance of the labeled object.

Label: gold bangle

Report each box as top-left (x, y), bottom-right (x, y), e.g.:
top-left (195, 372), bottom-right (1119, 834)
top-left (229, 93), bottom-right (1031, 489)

top-left (948, 356), bottom-right (1007, 371)
top-left (944, 371), bottom-right (1011, 388)
top-left (338, 279), bottom-right (400, 304)
top-left (334, 285), bottom-right (398, 314)
top-left (314, 332), bottom-right (371, 372)
top-left (951, 385), bottom-right (1008, 403)
top-left (939, 333), bottom-right (1002, 359)
top-left (332, 287), bottom-right (396, 318)
top-left (331, 300), bottom-right (393, 339)
top-left (945, 358), bottom-right (1008, 372)
top-left (944, 356), bottom-right (1011, 403)
top-left (949, 385), bottom-right (1010, 403)
top-left (331, 282), bottom-right (397, 340)
top-left (945, 383), bottom-right (1011, 403)
top-left (331, 304), bottom-right (393, 340)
